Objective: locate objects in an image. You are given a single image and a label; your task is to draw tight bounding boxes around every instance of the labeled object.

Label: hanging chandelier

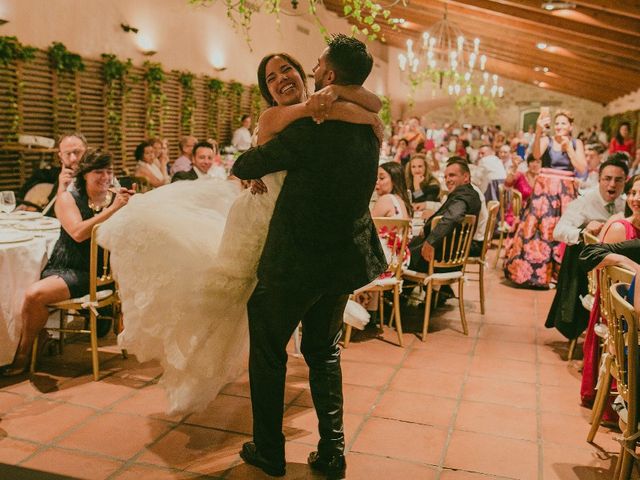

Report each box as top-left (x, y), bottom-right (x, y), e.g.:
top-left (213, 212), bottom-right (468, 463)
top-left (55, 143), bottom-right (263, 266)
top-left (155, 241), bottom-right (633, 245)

top-left (397, 5), bottom-right (504, 107)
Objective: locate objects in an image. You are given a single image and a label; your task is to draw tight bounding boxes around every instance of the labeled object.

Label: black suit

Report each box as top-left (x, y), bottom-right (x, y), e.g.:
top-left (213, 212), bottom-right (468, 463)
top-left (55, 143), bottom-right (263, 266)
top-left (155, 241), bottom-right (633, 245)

top-left (580, 240), bottom-right (640, 270)
top-left (409, 183), bottom-right (481, 272)
top-left (232, 118), bottom-right (386, 462)
top-left (17, 167), bottom-right (61, 217)
top-left (171, 168), bottom-right (198, 182)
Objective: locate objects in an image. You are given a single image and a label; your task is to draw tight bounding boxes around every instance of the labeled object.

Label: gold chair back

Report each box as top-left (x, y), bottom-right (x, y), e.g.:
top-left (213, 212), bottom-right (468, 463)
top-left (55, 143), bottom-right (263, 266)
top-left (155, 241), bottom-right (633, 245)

top-left (372, 217), bottom-right (411, 280)
top-left (478, 201), bottom-right (499, 261)
top-left (498, 185), bottom-right (522, 225)
top-left (133, 176), bottom-right (152, 193)
top-left (599, 265), bottom-right (634, 324)
top-left (429, 214), bottom-right (476, 273)
top-left (583, 232), bottom-right (600, 297)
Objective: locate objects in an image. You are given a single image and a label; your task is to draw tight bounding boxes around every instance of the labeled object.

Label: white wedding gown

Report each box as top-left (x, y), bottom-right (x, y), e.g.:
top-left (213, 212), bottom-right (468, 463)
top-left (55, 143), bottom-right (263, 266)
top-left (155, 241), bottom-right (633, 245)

top-left (98, 171), bottom-right (370, 415)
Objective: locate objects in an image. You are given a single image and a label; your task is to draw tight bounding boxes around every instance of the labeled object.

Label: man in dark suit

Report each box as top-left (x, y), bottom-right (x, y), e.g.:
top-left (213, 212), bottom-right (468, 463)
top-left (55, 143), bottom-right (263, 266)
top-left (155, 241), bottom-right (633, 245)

top-left (170, 140), bottom-right (214, 182)
top-left (16, 133), bottom-right (87, 216)
top-left (232, 35), bottom-right (386, 479)
top-left (409, 157), bottom-right (481, 273)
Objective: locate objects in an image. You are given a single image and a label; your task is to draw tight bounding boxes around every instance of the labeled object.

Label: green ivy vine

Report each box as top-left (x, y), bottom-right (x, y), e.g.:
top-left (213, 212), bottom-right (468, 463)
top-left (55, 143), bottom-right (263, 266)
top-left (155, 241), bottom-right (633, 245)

top-left (379, 94), bottom-right (391, 133)
top-left (102, 54), bottom-right (132, 145)
top-left (227, 81), bottom-right (244, 129)
top-left (178, 71), bottom-right (196, 135)
top-left (0, 36), bottom-right (36, 66)
top-left (0, 37), bottom-right (35, 142)
top-left (206, 78), bottom-right (225, 138)
top-left (188, 0), bottom-right (402, 45)
top-left (48, 42), bottom-right (84, 133)
top-left (143, 61), bottom-right (167, 138)
top-left (250, 85), bottom-right (263, 121)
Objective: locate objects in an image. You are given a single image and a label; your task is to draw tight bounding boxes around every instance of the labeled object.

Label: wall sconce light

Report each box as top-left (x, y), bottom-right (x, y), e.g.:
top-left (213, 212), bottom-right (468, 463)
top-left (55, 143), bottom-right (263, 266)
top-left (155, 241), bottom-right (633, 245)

top-left (213, 65), bottom-right (227, 72)
top-left (142, 50), bottom-right (157, 57)
top-left (121, 23), bottom-right (139, 34)
top-left (0, 19), bottom-right (8, 26)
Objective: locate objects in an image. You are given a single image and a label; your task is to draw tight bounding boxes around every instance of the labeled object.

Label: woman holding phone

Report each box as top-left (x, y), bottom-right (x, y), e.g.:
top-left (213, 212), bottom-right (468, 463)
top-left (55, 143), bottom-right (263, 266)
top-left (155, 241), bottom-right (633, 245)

top-left (504, 109), bottom-right (585, 288)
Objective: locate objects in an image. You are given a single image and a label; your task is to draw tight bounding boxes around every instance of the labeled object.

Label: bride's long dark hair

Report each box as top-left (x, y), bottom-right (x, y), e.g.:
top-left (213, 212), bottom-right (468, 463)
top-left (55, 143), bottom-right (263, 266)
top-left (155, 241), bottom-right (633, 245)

top-left (257, 53), bottom-right (308, 106)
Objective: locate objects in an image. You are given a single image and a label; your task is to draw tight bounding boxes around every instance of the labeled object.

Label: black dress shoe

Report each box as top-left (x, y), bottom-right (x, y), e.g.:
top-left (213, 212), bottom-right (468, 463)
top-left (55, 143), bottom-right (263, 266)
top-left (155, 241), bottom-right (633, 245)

top-left (308, 451), bottom-right (346, 479)
top-left (239, 442), bottom-right (285, 477)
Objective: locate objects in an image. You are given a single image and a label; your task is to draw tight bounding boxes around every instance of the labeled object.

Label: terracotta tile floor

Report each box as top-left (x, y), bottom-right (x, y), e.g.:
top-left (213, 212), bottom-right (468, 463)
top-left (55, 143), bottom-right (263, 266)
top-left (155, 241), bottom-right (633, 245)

top-left (0, 252), bottom-right (633, 479)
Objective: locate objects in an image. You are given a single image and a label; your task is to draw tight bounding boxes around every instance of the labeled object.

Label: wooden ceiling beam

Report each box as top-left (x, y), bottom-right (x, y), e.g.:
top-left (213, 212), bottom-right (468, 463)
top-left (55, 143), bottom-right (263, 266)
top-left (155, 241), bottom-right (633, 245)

top-left (440, 0), bottom-right (640, 50)
top-left (571, 0), bottom-right (640, 20)
top-left (499, 0), bottom-right (640, 37)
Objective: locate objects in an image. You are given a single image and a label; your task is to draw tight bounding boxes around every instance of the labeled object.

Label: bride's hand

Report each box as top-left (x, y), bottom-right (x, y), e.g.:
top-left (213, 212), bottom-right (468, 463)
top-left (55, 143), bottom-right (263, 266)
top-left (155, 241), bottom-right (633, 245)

top-left (250, 179), bottom-right (268, 195)
top-left (306, 86), bottom-right (338, 124)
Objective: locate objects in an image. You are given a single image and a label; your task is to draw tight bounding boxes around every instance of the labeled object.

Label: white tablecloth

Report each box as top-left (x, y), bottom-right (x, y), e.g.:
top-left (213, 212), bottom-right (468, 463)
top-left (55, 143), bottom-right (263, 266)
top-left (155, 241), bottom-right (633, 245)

top-left (0, 229), bottom-right (59, 366)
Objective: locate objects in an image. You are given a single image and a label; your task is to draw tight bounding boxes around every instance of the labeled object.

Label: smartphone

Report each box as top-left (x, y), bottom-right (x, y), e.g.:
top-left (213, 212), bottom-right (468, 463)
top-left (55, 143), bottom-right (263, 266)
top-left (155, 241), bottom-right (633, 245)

top-left (119, 177), bottom-right (134, 190)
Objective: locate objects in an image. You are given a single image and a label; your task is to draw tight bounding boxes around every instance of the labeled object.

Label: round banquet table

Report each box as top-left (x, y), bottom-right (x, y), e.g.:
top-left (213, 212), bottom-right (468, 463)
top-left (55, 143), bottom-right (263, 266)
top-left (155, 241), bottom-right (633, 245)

top-left (0, 223), bottom-right (60, 367)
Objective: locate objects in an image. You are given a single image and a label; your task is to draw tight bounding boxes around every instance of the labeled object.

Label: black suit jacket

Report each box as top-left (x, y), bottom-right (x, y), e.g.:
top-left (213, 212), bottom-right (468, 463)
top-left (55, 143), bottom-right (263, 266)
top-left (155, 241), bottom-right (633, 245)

top-left (232, 118), bottom-right (387, 294)
top-left (409, 183), bottom-right (481, 272)
top-left (580, 240), bottom-right (640, 271)
top-left (17, 167), bottom-right (61, 218)
top-left (171, 168), bottom-right (198, 183)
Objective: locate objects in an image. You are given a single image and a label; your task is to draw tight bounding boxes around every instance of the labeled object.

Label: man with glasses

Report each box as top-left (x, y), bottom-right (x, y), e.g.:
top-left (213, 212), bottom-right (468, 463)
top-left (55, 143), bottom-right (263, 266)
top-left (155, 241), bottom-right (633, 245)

top-left (553, 155), bottom-right (629, 245)
top-left (17, 132), bottom-right (88, 217)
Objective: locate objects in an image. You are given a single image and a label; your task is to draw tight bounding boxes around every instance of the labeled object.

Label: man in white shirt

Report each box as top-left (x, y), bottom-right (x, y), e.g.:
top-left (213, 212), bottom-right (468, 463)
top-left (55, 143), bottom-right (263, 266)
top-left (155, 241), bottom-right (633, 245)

top-left (477, 144), bottom-right (506, 201)
top-left (553, 157), bottom-right (628, 245)
top-left (232, 115), bottom-right (253, 152)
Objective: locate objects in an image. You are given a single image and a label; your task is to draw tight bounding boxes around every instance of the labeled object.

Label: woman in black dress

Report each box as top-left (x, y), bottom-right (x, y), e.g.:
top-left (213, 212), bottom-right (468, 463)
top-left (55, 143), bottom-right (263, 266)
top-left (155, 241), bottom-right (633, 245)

top-left (3, 151), bottom-right (134, 375)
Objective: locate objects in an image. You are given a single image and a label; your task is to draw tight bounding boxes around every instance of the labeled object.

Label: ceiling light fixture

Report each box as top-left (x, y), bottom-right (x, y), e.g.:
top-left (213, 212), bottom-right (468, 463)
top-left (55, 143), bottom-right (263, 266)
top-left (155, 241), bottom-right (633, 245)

top-left (536, 42), bottom-right (548, 50)
top-left (141, 50), bottom-right (157, 57)
top-left (541, 1), bottom-right (576, 11)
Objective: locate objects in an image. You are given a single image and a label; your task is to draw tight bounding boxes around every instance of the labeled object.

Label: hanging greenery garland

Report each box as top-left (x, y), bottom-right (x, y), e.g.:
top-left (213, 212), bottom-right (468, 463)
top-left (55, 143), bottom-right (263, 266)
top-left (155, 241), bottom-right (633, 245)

top-left (228, 81), bottom-right (244, 130)
top-left (0, 37), bottom-right (35, 142)
top-left (378, 94), bottom-right (391, 137)
top-left (178, 71), bottom-right (196, 135)
top-left (206, 78), bottom-right (225, 139)
top-left (48, 42), bottom-right (84, 133)
top-left (143, 61), bottom-right (167, 138)
top-left (250, 85), bottom-right (264, 122)
top-left (187, 0), bottom-right (402, 45)
top-left (101, 54), bottom-right (132, 146)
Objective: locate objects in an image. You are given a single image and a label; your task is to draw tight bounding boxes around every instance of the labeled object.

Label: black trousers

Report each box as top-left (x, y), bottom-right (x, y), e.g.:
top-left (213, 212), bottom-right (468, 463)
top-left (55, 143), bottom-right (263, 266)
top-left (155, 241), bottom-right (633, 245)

top-left (247, 280), bottom-right (349, 462)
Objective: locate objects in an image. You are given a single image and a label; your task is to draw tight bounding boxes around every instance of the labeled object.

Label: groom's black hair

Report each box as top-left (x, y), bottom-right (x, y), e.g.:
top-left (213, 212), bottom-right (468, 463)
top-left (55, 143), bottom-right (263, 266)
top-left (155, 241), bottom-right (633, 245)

top-left (325, 34), bottom-right (373, 86)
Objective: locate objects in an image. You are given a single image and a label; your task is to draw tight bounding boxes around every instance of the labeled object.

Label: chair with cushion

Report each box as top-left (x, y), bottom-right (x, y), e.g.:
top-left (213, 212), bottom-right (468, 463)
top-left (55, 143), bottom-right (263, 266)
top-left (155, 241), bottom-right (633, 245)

top-left (494, 185), bottom-right (522, 268)
top-left (587, 265), bottom-right (634, 443)
top-left (343, 218), bottom-right (410, 348)
top-left (607, 282), bottom-right (638, 480)
top-left (30, 223), bottom-right (122, 381)
top-left (466, 201), bottom-right (499, 314)
top-left (402, 214), bottom-right (476, 340)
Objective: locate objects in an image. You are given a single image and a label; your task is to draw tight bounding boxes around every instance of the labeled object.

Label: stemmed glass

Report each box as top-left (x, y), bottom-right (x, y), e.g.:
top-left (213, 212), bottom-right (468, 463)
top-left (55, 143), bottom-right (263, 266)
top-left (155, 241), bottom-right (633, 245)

top-left (0, 191), bottom-right (16, 214)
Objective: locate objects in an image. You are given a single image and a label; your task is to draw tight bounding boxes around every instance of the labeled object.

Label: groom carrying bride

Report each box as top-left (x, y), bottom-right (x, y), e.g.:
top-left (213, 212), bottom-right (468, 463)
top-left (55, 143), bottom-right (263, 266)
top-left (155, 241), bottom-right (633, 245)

top-left (232, 35), bottom-right (387, 478)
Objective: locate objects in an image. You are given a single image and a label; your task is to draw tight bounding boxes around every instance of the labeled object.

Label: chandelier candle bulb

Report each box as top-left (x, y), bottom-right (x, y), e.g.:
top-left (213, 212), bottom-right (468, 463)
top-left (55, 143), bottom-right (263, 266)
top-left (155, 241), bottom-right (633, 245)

top-left (498, 86), bottom-right (504, 97)
top-left (483, 71), bottom-right (489, 83)
top-left (480, 55), bottom-right (487, 70)
top-left (492, 74), bottom-right (498, 84)
top-left (466, 85), bottom-right (472, 95)
top-left (454, 84), bottom-right (461, 95)
top-left (479, 84), bottom-right (485, 95)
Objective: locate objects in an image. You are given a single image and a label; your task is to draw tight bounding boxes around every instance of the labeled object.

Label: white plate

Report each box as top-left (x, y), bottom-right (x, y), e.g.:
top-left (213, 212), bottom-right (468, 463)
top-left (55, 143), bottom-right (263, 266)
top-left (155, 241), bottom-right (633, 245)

top-left (0, 211), bottom-right (43, 220)
top-left (0, 231), bottom-right (33, 244)
top-left (14, 217), bottom-right (60, 231)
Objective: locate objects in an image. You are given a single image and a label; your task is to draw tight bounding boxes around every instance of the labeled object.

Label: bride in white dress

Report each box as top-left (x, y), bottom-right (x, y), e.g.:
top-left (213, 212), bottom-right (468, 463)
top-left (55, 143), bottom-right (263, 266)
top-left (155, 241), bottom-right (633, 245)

top-left (98, 52), bottom-right (382, 414)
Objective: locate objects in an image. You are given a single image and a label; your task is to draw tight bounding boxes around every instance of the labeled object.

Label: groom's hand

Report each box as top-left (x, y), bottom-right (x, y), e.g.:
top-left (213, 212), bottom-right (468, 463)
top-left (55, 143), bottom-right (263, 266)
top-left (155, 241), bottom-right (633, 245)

top-left (307, 86), bottom-right (338, 124)
top-left (250, 179), bottom-right (268, 195)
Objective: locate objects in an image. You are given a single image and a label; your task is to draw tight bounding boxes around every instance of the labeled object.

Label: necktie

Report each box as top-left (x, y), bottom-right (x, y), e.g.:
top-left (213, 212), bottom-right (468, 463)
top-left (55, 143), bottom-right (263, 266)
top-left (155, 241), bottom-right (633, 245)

top-left (605, 202), bottom-right (615, 215)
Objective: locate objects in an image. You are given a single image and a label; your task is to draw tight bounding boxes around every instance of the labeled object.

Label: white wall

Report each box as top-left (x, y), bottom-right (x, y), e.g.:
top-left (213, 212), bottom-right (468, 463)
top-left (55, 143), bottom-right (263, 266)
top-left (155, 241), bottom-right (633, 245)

top-left (0, 0), bottom-right (388, 94)
top-left (607, 88), bottom-right (640, 115)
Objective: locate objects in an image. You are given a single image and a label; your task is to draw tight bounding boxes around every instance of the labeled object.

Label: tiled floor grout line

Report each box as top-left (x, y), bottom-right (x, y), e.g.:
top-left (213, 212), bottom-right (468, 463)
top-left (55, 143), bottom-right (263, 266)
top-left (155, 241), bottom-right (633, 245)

top-left (433, 294), bottom-right (485, 480)
top-left (534, 291), bottom-right (544, 480)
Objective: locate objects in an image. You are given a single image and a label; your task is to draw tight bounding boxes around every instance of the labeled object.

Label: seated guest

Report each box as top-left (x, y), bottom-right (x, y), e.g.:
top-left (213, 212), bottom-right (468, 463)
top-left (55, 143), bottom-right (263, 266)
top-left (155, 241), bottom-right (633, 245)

top-left (408, 157), bottom-right (481, 273)
top-left (609, 122), bottom-right (636, 159)
top-left (170, 135), bottom-right (197, 176)
top-left (16, 132), bottom-right (88, 216)
top-left (553, 157), bottom-right (628, 246)
top-left (232, 115), bottom-right (253, 152)
top-left (477, 144), bottom-right (506, 202)
top-left (393, 138), bottom-right (411, 167)
top-left (544, 157), bottom-right (627, 340)
top-left (2, 151), bottom-right (134, 375)
top-left (171, 141), bottom-right (215, 182)
top-left (152, 137), bottom-right (170, 172)
top-left (135, 141), bottom-right (170, 188)
top-left (504, 154), bottom-right (541, 205)
top-left (405, 154), bottom-right (441, 204)
top-left (579, 175), bottom-right (640, 423)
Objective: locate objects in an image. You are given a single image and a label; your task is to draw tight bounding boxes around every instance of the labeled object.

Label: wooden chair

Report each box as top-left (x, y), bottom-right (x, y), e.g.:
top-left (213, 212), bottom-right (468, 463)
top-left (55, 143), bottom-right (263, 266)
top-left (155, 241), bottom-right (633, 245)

top-left (494, 185), bottom-right (522, 268)
top-left (30, 224), bottom-right (122, 381)
top-left (133, 176), bottom-right (152, 193)
top-left (343, 218), bottom-right (411, 348)
top-left (402, 214), bottom-right (476, 340)
top-left (466, 201), bottom-right (499, 314)
top-left (608, 283), bottom-right (639, 480)
top-left (587, 265), bottom-right (634, 443)
top-left (568, 231), bottom-right (601, 361)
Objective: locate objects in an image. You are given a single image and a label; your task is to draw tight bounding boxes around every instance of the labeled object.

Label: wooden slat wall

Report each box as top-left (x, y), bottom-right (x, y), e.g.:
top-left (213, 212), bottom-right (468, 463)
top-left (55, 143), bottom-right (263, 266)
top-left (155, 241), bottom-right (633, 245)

top-left (0, 43), bottom-right (266, 191)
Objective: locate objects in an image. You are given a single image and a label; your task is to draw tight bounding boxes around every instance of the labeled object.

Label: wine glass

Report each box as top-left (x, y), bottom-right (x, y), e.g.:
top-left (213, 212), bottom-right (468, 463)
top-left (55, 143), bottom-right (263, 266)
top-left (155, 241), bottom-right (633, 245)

top-left (0, 191), bottom-right (16, 214)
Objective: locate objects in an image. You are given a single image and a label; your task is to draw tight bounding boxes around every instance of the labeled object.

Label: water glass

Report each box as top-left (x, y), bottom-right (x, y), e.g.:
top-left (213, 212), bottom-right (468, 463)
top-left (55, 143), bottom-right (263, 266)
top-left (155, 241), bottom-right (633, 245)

top-left (0, 191), bottom-right (16, 213)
